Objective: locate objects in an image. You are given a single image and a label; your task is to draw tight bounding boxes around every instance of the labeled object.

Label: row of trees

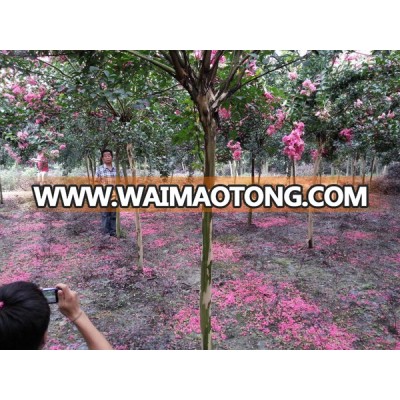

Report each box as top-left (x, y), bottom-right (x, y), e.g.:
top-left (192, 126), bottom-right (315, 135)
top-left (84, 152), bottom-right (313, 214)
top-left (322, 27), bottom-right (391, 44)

top-left (1, 50), bottom-right (400, 348)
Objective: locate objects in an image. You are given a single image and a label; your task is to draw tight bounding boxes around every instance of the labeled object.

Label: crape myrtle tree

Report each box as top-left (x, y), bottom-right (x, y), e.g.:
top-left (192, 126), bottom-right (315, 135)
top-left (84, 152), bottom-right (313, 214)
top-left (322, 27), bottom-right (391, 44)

top-left (330, 51), bottom-right (400, 181)
top-left (128, 50), bottom-right (307, 349)
top-left (0, 53), bottom-right (69, 185)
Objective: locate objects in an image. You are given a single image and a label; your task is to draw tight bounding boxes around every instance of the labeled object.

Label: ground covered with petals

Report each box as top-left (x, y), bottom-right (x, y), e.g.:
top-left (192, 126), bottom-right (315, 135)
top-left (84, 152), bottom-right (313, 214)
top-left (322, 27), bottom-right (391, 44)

top-left (1, 191), bottom-right (399, 349)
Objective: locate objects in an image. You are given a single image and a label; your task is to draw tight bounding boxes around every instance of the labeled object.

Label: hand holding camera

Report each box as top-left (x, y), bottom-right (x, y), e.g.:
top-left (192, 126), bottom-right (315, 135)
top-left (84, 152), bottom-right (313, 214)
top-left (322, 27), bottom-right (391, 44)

top-left (55, 283), bottom-right (83, 323)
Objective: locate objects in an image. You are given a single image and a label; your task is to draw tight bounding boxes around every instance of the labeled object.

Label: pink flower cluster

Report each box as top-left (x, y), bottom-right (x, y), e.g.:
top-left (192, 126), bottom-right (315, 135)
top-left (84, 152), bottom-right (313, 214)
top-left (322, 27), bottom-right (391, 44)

top-left (310, 149), bottom-right (319, 161)
top-left (193, 50), bottom-right (226, 67)
top-left (3, 93), bottom-right (16, 102)
top-left (339, 128), bottom-right (353, 142)
top-left (16, 131), bottom-right (30, 150)
top-left (227, 140), bottom-right (242, 161)
top-left (288, 71), bottom-right (298, 80)
top-left (245, 60), bottom-right (258, 77)
top-left (4, 143), bottom-right (22, 163)
top-left (378, 111), bottom-right (395, 120)
top-left (218, 107), bottom-right (231, 120)
top-left (315, 109), bottom-right (330, 120)
top-left (266, 109), bottom-right (286, 136)
top-left (300, 79), bottom-right (317, 96)
top-left (11, 84), bottom-right (25, 95)
top-left (282, 121), bottom-right (305, 161)
top-left (27, 76), bottom-right (38, 86)
top-left (354, 99), bottom-right (363, 108)
top-left (59, 144), bottom-right (67, 150)
top-left (263, 91), bottom-right (274, 102)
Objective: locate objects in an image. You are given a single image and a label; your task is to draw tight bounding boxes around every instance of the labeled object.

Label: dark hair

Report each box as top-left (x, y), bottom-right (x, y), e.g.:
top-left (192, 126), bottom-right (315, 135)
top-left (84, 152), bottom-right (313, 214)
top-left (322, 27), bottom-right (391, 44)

top-left (101, 149), bottom-right (113, 158)
top-left (0, 281), bottom-right (50, 350)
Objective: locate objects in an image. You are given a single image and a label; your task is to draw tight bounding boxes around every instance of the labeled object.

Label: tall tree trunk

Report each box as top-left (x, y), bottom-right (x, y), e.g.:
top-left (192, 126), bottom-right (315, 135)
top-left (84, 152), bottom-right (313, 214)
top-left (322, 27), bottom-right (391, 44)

top-left (88, 156), bottom-right (95, 182)
top-left (346, 157), bottom-right (350, 176)
top-left (197, 95), bottom-right (216, 350)
top-left (369, 155), bottom-right (376, 184)
top-left (122, 161), bottom-right (128, 181)
top-left (292, 159), bottom-right (296, 185)
top-left (85, 155), bottom-right (91, 180)
top-left (352, 156), bottom-right (357, 186)
top-left (361, 154), bottom-right (366, 185)
top-left (247, 154), bottom-right (255, 226)
top-left (229, 161), bottom-right (233, 177)
top-left (308, 154), bottom-right (321, 249)
top-left (115, 148), bottom-right (121, 239)
top-left (0, 174), bottom-right (3, 205)
top-left (126, 144), bottom-right (144, 272)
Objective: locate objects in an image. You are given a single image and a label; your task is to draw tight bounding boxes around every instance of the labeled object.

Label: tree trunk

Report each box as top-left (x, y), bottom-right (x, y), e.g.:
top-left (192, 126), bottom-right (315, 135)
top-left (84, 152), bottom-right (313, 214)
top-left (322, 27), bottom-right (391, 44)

top-left (88, 156), bottom-right (95, 182)
top-left (369, 155), bottom-right (376, 184)
top-left (292, 159), bottom-right (296, 185)
top-left (115, 148), bottom-right (121, 239)
top-left (126, 143), bottom-right (144, 272)
top-left (85, 155), bottom-right (91, 180)
top-left (308, 154), bottom-right (321, 249)
top-left (352, 156), bottom-right (357, 185)
top-left (0, 174), bottom-right (3, 205)
top-left (264, 161), bottom-right (269, 176)
top-left (247, 154), bottom-right (255, 226)
top-left (346, 157), bottom-right (350, 176)
top-left (361, 154), bottom-right (366, 185)
top-left (197, 94), bottom-right (217, 350)
top-left (229, 161), bottom-right (233, 177)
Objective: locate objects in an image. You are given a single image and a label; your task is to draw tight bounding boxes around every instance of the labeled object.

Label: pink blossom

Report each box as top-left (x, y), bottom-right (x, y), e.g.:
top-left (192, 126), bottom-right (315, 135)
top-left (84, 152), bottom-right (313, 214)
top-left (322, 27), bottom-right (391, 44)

top-left (27, 76), bottom-right (37, 86)
top-left (227, 140), bottom-right (242, 161)
top-left (174, 110), bottom-right (181, 115)
top-left (300, 79), bottom-right (317, 96)
top-left (218, 107), bottom-right (231, 120)
top-left (210, 50), bottom-right (226, 67)
top-left (59, 144), bottom-right (67, 150)
top-left (73, 112), bottom-right (79, 119)
top-left (339, 128), bottom-right (353, 142)
top-left (267, 125), bottom-right (276, 136)
top-left (51, 149), bottom-right (60, 157)
top-left (193, 50), bottom-right (203, 60)
top-left (23, 92), bottom-right (40, 104)
top-left (354, 99), bottom-right (363, 108)
top-left (263, 91), bottom-right (274, 101)
top-left (245, 60), bottom-right (258, 77)
top-left (387, 111), bottom-right (395, 119)
top-left (288, 71), bottom-right (298, 80)
top-left (315, 109), bottom-right (330, 120)
top-left (18, 142), bottom-right (29, 150)
top-left (4, 143), bottom-right (22, 163)
top-left (100, 82), bottom-right (107, 90)
top-left (11, 84), bottom-right (25, 95)
top-left (311, 149), bottom-right (319, 161)
top-left (3, 93), bottom-right (15, 102)
top-left (17, 131), bottom-right (29, 141)
top-left (232, 149), bottom-right (242, 161)
top-left (282, 121), bottom-right (305, 160)
top-left (378, 113), bottom-right (386, 120)
top-left (344, 53), bottom-right (358, 62)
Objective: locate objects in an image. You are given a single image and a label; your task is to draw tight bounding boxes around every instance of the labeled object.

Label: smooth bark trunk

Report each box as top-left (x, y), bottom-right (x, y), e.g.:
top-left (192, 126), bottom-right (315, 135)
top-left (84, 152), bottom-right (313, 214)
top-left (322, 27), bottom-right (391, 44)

top-left (127, 143), bottom-right (144, 272)
top-left (247, 154), bottom-right (255, 226)
top-left (197, 93), bottom-right (216, 350)
top-left (308, 153), bottom-right (321, 249)
top-left (115, 149), bottom-right (121, 239)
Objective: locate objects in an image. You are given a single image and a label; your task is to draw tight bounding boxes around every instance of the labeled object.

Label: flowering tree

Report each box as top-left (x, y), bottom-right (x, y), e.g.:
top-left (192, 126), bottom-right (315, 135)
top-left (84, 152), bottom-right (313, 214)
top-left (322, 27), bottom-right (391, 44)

top-left (128, 50), bottom-right (307, 349)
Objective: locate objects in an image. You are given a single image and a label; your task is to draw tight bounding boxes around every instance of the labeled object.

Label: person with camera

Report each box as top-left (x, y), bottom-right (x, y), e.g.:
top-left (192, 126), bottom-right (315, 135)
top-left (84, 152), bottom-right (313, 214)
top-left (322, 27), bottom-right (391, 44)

top-left (0, 281), bottom-right (113, 350)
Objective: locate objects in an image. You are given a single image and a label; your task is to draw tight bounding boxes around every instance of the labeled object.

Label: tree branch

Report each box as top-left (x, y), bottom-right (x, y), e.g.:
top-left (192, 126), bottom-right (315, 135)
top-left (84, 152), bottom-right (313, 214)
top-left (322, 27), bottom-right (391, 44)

top-left (126, 50), bottom-right (176, 77)
top-left (227, 54), bottom-right (309, 100)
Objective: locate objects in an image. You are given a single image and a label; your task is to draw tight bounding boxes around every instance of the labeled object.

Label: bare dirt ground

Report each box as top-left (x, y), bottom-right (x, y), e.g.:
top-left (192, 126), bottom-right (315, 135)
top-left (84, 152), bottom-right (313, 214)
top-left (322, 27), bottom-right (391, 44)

top-left (0, 190), bottom-right (399, 349)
